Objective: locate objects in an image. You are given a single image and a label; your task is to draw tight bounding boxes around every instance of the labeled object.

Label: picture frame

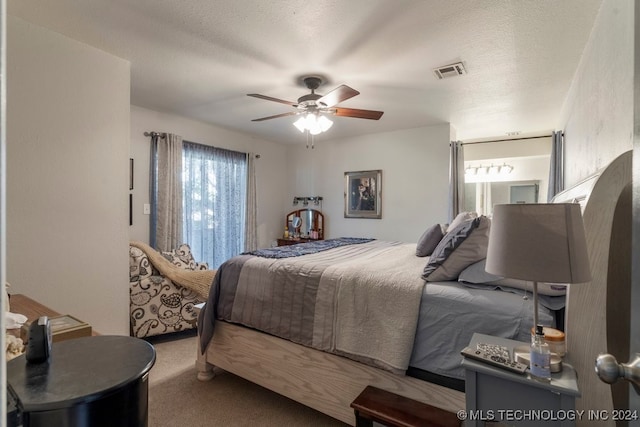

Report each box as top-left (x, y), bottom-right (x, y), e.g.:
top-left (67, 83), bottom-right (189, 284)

top-left (344, 170), bottom-right (382, 219)
top-left (49, 314), bottom-right (92, 342)
top-left (22, 314), bottom-right (92, 343)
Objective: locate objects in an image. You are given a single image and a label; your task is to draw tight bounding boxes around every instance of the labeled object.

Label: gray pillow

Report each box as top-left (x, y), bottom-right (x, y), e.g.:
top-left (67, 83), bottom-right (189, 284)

top-left (422, 216), bottom-right (490, 281)
top-left (416, 224), bottom-right (445, 257)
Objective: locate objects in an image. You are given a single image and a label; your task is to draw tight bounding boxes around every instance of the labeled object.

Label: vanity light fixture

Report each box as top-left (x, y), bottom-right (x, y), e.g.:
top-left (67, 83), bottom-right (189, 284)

top-left (465, 163), bottom-right (514, 178)
top-left (292, 196), bottom-right (323, 207)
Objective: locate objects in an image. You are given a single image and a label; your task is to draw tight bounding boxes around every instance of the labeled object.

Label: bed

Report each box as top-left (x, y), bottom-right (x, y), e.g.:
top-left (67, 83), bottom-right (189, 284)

top-left (195, 150), bottom-right (631, 426)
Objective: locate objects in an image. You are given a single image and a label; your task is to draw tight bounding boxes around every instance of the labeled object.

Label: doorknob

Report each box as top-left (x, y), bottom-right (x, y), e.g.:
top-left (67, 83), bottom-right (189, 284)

top-left (595, 353), bottom-right (640, 393)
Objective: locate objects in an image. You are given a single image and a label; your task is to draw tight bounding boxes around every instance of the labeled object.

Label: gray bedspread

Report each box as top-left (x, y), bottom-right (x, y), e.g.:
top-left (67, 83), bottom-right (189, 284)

top-left (198, 240), bottom-right (427, 373)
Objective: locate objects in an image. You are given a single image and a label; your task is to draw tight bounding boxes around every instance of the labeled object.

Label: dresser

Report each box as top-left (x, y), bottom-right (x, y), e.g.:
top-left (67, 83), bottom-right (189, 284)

top-left (277, 237), bottom-right (316, 246)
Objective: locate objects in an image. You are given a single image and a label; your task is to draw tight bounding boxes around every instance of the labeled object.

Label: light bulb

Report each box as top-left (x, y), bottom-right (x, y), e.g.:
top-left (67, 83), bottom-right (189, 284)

top-left (293, 117), bottom-right (306, 133)
top-left (318, 115), bottom-right (333, 132)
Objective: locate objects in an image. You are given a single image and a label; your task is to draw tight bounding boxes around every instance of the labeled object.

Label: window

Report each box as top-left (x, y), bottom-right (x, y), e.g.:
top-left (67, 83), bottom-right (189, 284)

top-left (182, 142), bottom-right (247, 269)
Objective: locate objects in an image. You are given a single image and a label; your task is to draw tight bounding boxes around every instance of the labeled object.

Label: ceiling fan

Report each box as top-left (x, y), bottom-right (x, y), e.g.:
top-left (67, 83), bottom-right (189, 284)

top-left (247, 76), bottom-right (384, 126)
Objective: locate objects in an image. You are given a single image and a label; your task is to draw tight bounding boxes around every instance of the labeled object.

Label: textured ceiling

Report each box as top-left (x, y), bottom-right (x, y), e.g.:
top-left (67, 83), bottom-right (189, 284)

top-left (8, 0), bottom-right (603, 144)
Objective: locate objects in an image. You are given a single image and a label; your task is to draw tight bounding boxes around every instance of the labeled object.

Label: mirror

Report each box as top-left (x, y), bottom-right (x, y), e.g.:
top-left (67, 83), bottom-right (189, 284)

top-left (464, 180), bottom-right (541, 216)
top-left (286, 209), bottom-right (324, 239)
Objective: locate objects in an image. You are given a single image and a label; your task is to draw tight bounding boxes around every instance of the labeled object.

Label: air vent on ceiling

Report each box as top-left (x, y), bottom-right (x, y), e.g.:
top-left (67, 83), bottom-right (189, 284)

top-left (433, 62), bottom-right (466, 80)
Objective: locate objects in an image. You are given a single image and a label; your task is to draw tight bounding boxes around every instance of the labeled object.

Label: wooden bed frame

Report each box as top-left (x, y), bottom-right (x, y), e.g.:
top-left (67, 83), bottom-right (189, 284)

top-left (196, 150), bottom-right (632, 426)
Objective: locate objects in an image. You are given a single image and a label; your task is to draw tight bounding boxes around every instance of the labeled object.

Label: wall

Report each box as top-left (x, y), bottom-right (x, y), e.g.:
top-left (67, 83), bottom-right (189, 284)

top-left (560, 0), bottom-right (634, 186)
top-left (6, 17), bottom-right (131, 334)
top-left (286, 125), bottom-right (451, 243)
top-left (130, 106), bottom-right (288, 251)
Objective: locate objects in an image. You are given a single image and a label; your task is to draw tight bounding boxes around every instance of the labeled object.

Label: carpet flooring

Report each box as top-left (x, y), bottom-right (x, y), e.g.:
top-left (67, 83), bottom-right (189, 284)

top-left (146, 330), bottom-right (349, 427)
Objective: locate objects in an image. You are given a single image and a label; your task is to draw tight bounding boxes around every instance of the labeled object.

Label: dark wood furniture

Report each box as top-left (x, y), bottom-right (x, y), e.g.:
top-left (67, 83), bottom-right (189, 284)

top-left (8, 294), bottom-right (61, 341)
top-left (276, 237), bottom-right (315, 246)
top-left (7, 335), bottom-right (156, 427)
top-left (350, 386), bottom-right (461, 427)
top-left (9, 294), bottom-right (60, 321)
top-left (9, 293), bottom-right (96, 340)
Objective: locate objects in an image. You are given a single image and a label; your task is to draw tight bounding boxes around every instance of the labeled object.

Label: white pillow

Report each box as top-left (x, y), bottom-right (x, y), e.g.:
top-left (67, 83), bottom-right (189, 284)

top-left (458, 259), bottom-right (568, 296)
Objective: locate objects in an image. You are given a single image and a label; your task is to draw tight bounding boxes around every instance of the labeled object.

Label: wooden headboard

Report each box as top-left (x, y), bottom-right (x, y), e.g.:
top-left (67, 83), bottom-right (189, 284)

top-left (552, 150), bottom-right (632, 418)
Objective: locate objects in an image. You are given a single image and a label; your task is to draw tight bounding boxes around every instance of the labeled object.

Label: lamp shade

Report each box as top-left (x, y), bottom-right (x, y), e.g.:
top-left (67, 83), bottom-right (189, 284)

top-left (485, 203), bottom-right (591, 284)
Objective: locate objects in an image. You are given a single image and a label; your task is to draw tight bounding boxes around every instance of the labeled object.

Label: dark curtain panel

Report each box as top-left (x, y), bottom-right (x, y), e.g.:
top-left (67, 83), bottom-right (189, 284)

top-left (547, 131), bottom-right (564, 201)
top-left (448, 141), bottom-right (465, 221)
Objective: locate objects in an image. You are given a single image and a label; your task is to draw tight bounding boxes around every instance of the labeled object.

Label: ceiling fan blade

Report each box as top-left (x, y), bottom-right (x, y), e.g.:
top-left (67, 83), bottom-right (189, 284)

top-left (251, 111), bottom-right (298, 122)
top-left (317, 85), bottom-right (360, 108)
top-left (247, 93), bottom-right (297, 106)
top-left (332, 107), bottom-right (384, 120)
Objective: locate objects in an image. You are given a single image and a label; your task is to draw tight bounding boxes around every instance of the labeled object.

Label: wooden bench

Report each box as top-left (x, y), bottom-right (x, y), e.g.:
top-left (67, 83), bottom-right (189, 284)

top-left (350, 386), bottom-right (461, 427)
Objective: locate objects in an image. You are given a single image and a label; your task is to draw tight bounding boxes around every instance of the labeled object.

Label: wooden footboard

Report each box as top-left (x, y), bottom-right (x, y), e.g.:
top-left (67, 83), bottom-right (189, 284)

top-left (196, 321), bottom-right (464, 426)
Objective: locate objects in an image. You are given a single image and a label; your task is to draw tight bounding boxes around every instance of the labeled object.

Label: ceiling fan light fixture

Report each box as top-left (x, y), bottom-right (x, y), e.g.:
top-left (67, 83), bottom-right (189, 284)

top-left (249, 77), bottom-right (383, 130)
top-left (293, 113), bottom-right (333, 135)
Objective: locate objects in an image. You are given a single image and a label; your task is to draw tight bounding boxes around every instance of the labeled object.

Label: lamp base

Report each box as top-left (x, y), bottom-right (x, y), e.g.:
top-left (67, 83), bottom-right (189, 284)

top-left (513, 344), bottom-right (563, 373)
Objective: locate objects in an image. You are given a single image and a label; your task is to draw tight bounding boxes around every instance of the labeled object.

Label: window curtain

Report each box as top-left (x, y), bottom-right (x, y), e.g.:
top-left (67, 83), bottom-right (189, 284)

top-left (150, 133), bottom-right (183, 251)
top-left (182, 142), bottom-right (247, 269)
top-left (547, 131), bottom-right (564, 201)
top-left (244, 153), bottom-right (258, 252)
top-left (448, 140), bottom-right (465, 221)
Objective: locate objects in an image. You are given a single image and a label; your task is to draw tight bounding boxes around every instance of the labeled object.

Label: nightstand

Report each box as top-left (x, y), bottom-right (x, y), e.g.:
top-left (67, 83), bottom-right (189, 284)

top-left (462, 333), bottom-right (580, 427)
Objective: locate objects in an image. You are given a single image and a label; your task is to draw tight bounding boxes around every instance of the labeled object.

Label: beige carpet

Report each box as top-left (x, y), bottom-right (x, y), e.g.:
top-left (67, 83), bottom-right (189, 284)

top-left (146, 331), bottom-right (349, 427)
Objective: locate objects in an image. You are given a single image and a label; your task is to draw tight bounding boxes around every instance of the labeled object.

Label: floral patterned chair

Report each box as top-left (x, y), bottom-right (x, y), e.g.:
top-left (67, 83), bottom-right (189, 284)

top-left (129, 243), bottom-right (210, 338)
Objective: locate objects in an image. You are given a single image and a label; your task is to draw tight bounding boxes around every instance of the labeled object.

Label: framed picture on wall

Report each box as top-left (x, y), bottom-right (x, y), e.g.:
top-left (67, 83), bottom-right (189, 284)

top-left (344, 170), bottom-right (382, 219)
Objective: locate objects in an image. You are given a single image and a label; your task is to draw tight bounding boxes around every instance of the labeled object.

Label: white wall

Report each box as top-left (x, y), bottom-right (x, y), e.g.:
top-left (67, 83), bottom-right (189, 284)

top-left (6, 17), bottom-right (131, 334)
top-left (286, 125), bottom-right (451, 243)
top-left (560, 0), bottom-right (634, 186)
top-left (130, 106), bottom-right (288, 250)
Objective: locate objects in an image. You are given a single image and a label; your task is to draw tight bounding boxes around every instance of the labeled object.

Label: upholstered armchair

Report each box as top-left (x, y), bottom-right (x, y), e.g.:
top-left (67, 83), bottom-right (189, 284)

top-left (129, 242), bottom-right (215, 338)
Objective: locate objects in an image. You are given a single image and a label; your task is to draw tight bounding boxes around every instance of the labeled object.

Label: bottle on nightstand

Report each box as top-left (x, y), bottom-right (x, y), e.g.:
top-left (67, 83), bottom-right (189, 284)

top-left (530, 324), bottom-right (551, 381)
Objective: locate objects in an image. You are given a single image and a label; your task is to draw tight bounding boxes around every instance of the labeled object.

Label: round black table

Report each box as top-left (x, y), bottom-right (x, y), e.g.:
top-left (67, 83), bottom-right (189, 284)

top-left (7, 335), bottom-right (156, 427)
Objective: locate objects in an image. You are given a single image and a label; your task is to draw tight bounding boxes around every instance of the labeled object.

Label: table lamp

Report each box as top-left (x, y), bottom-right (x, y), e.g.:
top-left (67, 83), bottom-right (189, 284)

top-left (485, 203), bottom-right (592, 367)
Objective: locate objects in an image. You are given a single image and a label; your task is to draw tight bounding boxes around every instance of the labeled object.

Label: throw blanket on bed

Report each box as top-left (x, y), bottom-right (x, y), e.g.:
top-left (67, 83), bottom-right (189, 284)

top-left (198, 240), bottom-right (427, 373)
top-left (243, 237), bottom-right (374, 258)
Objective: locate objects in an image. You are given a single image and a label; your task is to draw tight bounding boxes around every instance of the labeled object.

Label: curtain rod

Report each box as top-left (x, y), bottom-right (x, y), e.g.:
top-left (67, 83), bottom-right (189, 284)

top-left (183, 139), bottom-right (261, 159)
top-left (145, 132), bottom-right (260, 158)
top-left (144, 131), bottom-right (166, 138)
top-left (461, 134), bottom-right (556, 146)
